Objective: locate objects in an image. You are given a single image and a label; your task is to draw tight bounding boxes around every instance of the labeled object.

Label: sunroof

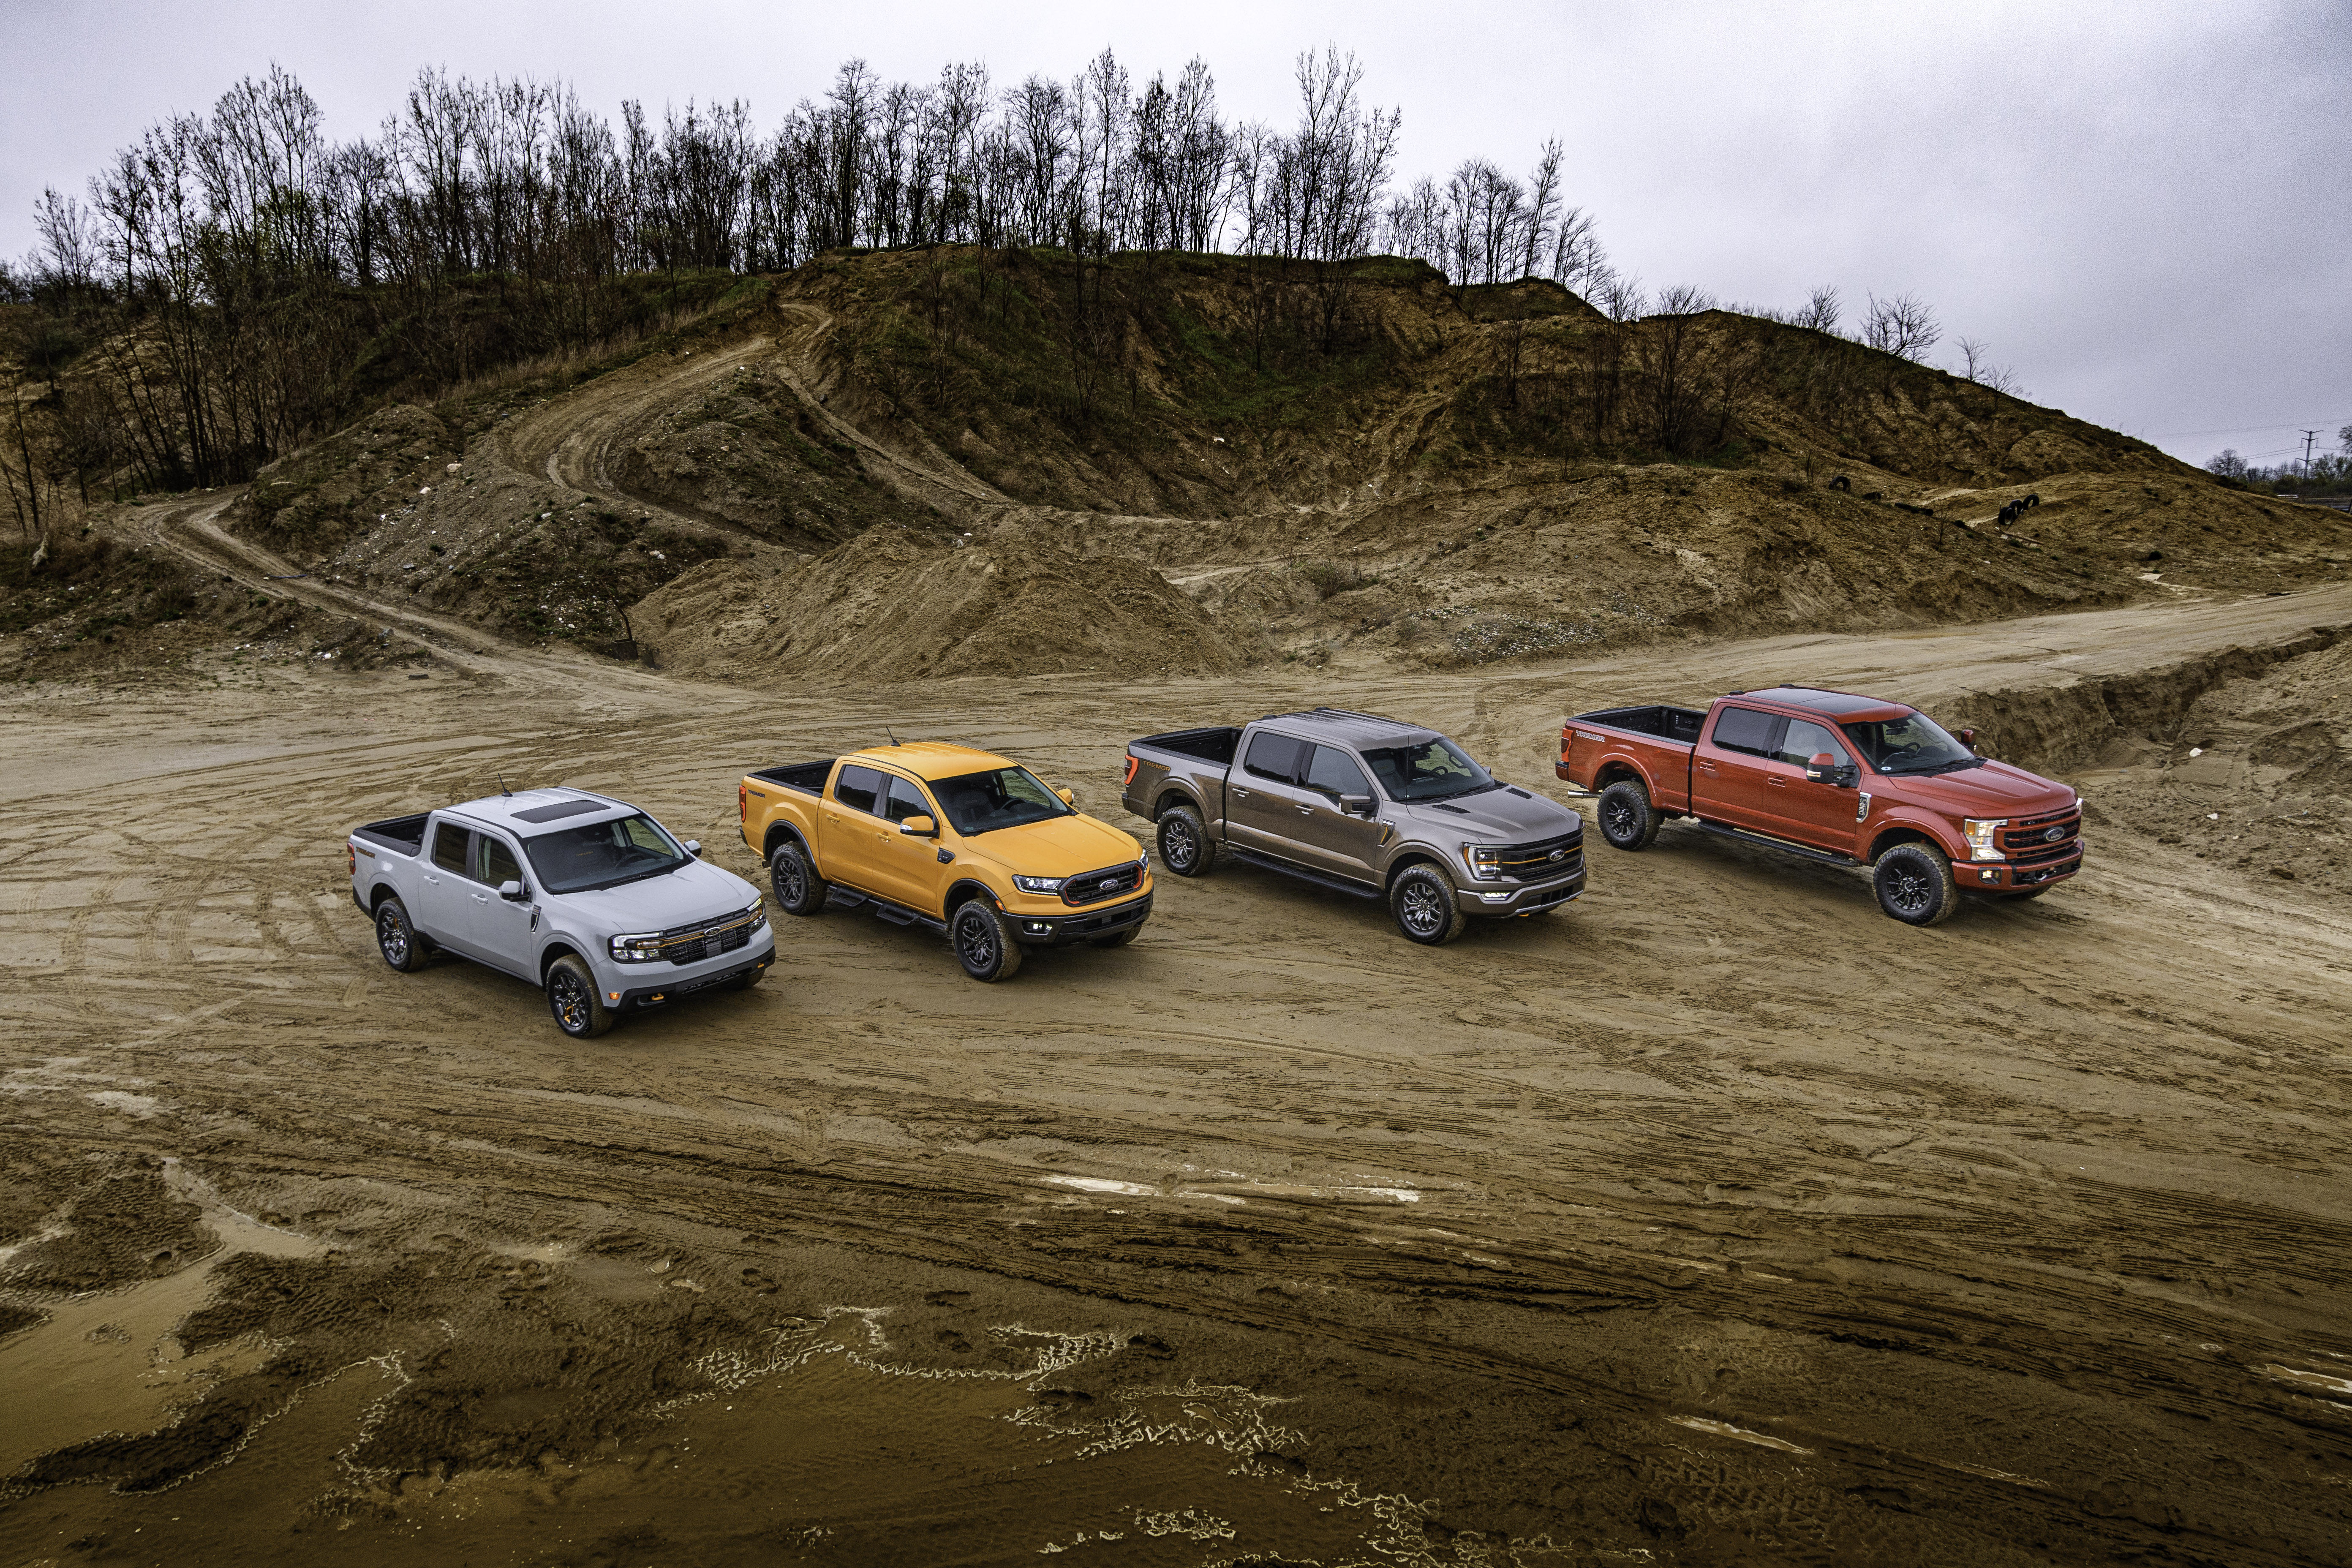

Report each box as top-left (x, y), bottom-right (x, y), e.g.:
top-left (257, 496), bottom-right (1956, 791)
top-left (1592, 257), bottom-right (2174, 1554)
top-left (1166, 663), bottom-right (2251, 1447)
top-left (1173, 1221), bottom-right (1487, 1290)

top-left (512, 797), bottom-right (606, 824)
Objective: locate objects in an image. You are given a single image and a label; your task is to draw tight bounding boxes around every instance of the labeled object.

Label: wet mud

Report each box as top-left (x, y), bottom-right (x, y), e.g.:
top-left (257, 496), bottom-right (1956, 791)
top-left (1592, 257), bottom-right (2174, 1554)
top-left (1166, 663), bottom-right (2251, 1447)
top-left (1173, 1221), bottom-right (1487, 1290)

top-left (5, 588), bottom-right (2352, 1565)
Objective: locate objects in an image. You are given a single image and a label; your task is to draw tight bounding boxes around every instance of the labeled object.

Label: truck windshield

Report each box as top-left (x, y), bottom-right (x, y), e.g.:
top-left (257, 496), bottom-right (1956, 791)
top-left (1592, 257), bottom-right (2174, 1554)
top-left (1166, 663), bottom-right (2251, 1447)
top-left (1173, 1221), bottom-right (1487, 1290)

top-left (523, 813), bottom-right (691, 893)
top-left (930, 767), bottom-right (1073, 836)
top-left (1361, 737), bottom-right (1494, 801)
top-left (1838, 712), bottom-right (1982, 776)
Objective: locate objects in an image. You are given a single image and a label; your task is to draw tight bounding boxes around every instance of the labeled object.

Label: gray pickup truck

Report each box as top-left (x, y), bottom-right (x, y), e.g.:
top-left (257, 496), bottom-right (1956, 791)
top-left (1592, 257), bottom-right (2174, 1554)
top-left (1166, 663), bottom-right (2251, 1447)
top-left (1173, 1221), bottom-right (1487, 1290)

top-left (1121, 707), bottom-right (1586, 945)
top-left (350, 787), bottom-right (774, 1038)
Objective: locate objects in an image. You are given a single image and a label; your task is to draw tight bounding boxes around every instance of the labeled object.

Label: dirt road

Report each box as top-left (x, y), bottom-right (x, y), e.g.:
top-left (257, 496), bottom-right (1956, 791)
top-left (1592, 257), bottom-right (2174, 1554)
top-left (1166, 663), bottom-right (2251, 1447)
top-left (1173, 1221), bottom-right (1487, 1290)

top-left (3, 587), bottom-right (2349, 1565)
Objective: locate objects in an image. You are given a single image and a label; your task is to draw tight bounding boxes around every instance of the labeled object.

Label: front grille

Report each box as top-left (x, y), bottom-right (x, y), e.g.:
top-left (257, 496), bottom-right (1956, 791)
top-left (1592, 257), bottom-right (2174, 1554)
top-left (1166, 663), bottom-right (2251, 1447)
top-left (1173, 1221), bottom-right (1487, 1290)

top-left (657, 904), bottom-right (764, 966)
top-left (2008, 838), bottom-right (2082, 867)
top-left (1492, 830), bottom-right (1584, 882)
top-left (1061, 863), bottom-right (1144, 907)
top-left (2001, 813), bottom-right (2080, 854)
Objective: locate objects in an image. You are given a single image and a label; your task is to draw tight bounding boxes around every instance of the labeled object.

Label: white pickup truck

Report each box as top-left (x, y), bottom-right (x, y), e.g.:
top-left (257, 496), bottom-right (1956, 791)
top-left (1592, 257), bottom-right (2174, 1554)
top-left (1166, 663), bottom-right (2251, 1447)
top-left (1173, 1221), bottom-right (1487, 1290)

top-left (348, 787), bottom-right (774, 1037)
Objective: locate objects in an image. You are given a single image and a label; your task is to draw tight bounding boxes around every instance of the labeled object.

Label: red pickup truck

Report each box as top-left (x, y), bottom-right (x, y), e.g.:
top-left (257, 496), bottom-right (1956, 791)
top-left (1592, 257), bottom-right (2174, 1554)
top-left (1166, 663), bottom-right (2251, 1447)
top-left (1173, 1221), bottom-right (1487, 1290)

top-left (1557, 685), bottom-right (2082, 925)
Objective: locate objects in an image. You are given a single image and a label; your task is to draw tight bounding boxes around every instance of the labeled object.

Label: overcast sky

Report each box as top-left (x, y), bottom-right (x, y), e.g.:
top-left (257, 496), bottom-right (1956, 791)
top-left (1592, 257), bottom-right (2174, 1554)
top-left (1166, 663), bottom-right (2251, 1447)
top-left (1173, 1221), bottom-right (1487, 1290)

top-left (5, 0), bottom-right (2345, 468)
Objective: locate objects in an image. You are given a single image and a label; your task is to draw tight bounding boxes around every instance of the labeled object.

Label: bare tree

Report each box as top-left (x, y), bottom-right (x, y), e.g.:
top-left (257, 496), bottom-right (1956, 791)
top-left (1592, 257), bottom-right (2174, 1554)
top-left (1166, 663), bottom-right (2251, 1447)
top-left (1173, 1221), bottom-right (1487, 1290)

top-left (1860, 290), bottom-right (1939, 362)
top-left (1794, 284), bottom-right (1841, 334)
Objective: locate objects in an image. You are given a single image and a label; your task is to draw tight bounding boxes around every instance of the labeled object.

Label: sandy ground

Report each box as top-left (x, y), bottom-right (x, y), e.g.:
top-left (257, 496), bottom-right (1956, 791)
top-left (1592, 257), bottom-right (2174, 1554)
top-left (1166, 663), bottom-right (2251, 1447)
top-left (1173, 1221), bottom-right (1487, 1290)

top-left (3, 573), bottom-right (2350, 1565)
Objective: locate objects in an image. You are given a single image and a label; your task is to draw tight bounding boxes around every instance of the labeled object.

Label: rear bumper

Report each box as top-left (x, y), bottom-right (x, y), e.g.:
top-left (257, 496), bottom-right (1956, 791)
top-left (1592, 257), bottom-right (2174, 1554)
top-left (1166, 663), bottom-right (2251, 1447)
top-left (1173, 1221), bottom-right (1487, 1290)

top-left (1004, 892), bottom-right (1154, 946)
top-left (615, 943), bottom-right (776, 1009)
top-left (1456, 866), bottom-right (1587, 916)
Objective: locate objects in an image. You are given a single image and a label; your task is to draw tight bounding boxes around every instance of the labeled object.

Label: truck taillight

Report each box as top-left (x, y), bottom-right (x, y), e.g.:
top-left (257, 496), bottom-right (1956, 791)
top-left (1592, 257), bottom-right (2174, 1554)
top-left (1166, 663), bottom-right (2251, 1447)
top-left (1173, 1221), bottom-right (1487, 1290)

top-left (347, 844), bottom-right (355, 876)
top-left (738, 782), bottom-right (747, 821)
top-left (1122, 754), bottom-right (1138, 786)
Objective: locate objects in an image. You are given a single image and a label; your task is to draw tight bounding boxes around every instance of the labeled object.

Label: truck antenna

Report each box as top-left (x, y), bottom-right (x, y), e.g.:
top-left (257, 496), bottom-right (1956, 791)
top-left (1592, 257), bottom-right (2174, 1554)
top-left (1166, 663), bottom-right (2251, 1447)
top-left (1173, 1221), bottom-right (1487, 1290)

top-left (498, 771), bottom-right (512, 796)
top-left (886, 726), bottom-right (900, 746)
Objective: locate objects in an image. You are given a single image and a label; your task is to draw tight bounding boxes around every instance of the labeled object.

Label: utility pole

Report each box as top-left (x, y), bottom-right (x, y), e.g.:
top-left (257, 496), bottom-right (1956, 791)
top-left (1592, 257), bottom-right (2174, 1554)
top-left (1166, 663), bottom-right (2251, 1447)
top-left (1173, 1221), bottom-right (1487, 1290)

top-left (2302, 429), bottom-right (2321, 481)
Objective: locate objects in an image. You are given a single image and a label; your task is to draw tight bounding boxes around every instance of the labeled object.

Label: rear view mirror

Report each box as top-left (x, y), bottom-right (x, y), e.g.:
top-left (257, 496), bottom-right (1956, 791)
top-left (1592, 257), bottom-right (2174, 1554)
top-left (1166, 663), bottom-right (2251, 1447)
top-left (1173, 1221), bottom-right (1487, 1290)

top-left (1054, 787), bottom-right (1075, 806)
top-left (899, 814), bottom-right (937, 838)
top-left (683, 839), bottom-right (703, 858)
top-left (1339, 795), bottom-right (1376, 818)
top-left (498, 879), bottom-right (528, 902)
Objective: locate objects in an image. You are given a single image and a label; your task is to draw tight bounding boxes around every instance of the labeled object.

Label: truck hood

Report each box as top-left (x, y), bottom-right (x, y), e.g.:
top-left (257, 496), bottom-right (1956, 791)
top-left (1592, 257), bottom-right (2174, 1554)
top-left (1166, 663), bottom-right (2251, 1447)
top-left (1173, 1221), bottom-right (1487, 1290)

top-left (1882, 760), bottom-right (2075, 818)
top-left (550, 859), bottom-right (761, 933)
top-left (1393, 787), bottom-right (1584, 843)
top-left (958, 812), bottom-right (1141, 876)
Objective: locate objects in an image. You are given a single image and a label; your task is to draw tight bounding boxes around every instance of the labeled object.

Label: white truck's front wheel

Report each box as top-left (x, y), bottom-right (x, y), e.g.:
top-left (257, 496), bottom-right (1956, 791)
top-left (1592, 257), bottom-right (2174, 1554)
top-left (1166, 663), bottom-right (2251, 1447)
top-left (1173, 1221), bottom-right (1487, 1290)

top-left (545, 954), bottom-right (616, 1037)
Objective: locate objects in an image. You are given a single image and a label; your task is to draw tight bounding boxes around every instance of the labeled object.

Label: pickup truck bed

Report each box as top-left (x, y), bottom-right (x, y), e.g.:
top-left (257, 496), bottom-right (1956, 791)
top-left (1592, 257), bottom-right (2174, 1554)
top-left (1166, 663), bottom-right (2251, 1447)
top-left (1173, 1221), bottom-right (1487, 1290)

top-left (1137, 726), bottom-right (1241, 765)
top-left (354, 814), bottom-right (429, 854)
top-left (1576, 705), bottom-right (1705, 744)
top-left (749, 760), bottom-right (833, 794)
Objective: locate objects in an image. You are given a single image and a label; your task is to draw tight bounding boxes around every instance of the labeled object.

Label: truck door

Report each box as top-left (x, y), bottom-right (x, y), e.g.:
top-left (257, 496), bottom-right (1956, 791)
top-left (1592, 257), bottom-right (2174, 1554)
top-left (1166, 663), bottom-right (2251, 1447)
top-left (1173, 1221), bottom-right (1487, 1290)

top-left (1765, 719), bottom-right (1862, 853)
top-left (466, 831), bottom-right (536, 976)
top-left (871, 772), bottom-right (950, 914)
top-left (1693, 705), bottom-right (1783, 833)
top-left (1292, 744), bottom-right (1384, 885)
top-left (1226, 730), bottom-right (1316, 859)
top-left (820, 764), bottom-right (887, 891)
top-left (418, 819), bottom-right (479, 953)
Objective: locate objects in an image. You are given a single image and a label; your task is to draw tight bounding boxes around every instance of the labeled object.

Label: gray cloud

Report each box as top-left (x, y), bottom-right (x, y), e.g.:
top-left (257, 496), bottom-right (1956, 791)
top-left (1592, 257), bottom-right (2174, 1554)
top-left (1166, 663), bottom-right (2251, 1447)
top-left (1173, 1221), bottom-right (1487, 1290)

top-left (7, 0), bottom-right (2344, 464)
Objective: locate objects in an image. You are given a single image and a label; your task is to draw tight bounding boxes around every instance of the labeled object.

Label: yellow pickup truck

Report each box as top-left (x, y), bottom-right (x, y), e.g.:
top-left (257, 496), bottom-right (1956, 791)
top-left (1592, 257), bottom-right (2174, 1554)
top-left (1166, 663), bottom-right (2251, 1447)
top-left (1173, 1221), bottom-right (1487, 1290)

top-left (738, 743), bottom-right (1153, 981)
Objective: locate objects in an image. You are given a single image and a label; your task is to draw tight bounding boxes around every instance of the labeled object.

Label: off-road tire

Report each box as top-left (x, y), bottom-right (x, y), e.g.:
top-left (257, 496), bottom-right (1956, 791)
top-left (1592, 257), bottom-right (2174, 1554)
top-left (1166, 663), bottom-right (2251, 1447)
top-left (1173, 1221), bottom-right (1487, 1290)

top-left (1597, 780), bottom-right (1662, 851)
top-left (1156, 804), bottom-right (1217, 878)
top-left (1390, 864), bottom-right (1469, 946)
top-left (1874, 843), bottom-right (1960, 926)
top-left (545, 954), bottom-right (615, 1038)
top-left (1089, 926), bottom-right (1140, 950)
top-left (375, 896), bottom-right (430, 972)
top-left (952, 901), bottom-right (1024, 983)
top-left (770, 842), bottom-right (828, 917)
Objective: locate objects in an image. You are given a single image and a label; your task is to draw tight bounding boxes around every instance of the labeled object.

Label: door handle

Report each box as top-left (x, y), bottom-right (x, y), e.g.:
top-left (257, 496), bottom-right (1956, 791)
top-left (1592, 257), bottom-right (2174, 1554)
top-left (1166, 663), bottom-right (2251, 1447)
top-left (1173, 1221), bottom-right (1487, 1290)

top-left (1767, 777), bottom-right (1787, 788)
top-left (1232, 787), bottom-right (1251, 798)
top-left (1297, 804), bottom-right (1315, 815)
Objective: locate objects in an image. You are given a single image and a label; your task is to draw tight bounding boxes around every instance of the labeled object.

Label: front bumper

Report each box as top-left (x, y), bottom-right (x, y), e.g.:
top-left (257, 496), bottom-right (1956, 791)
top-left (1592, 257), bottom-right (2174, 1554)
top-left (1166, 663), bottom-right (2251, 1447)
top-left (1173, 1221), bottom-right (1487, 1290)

top-left (1456, 866), bottom-right (1587, 916)
top-left (611, 937), bottom-right (776, 1009)
top-left (1003, 892), bottom-right (1154, 946)
top-left (1965, 842), bottom-right (2086, 892)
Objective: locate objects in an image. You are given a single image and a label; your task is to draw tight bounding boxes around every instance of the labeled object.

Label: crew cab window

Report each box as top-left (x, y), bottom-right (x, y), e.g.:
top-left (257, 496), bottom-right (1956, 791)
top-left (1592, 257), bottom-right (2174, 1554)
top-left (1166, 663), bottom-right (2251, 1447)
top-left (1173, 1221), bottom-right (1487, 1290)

top-left (833, 765), bottom-right (884, 814)
top-left (1775, 719), bottom-right (1852, 769)
top-left (480, 836), bottom-right (523, 887)
top-left (880, 775), bottom-right (934, 825)
top-left (1304, 745), bottom-right (1371, 800)
top-left (431, 822), bottom-right (471, 875)
top-left (1710, 706), bottom-right (1784, 758)
top-left (1243, 731), bottom-right (1305, 783)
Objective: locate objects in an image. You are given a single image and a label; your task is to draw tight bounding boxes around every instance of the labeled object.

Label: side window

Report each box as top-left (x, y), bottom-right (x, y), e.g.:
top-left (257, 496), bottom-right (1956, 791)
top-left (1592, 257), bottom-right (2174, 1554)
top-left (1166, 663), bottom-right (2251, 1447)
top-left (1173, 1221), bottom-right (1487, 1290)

top-left (881, 775), bottom-right (934, 825)
top-left (1242, 731), bottom-right (1304, 783)
top-left (1777, 719), bottom-right (1852, 769)
top-left (833, 765), bottom-right (883, 814)
top-left (1710, 706), bottom-right (1784, 758)
top-left (480, 835), bottom-right (523, 887)
top-left (431, 822), bottom-right (471, 875)
top-left (1304, 745), bottom-right (1371, 800)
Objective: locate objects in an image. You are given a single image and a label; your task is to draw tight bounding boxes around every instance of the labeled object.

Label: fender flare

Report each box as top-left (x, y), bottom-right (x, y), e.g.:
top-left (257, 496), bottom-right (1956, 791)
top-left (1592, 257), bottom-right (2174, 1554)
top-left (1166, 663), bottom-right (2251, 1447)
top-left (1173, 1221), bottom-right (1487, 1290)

top-left (762, 819), bottom-right (811, 863)
top-left (1149, 782), bottom-right (1204, 824)
top-left (1867, 810), bottom-right (1967, 864)
top-left (1589, 751), bottom-right (1659, 799)
top-left (942, 877), bottom-right (1000, 917)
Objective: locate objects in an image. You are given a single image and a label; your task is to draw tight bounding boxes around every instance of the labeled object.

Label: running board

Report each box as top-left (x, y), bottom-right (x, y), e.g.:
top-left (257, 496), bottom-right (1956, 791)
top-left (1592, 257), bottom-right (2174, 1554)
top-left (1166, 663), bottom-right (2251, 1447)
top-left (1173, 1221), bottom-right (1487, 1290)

top-left (826, 887), bottom-right (948, 932)
top-left (1688, 821), bottom-right (1860, 868)
top-left (1226, 847), bottom-right (1384, 899)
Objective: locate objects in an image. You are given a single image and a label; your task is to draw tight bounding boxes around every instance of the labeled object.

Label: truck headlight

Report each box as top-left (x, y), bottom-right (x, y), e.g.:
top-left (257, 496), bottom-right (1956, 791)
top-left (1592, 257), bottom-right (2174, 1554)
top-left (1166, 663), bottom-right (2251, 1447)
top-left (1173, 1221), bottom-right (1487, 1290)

top-left (1963, 818), bottom-right (2007, 861)
top-left (1012, 875), bottom-right (1064, 894)
top-left (610, 931), bottom-right (665, 962)
top-left (1135, 849), bottom-right (1149, 872)
top-left (1462, 845), bottom-right (1503, 882)
top-left (749, 897), bottom-right (766, 931)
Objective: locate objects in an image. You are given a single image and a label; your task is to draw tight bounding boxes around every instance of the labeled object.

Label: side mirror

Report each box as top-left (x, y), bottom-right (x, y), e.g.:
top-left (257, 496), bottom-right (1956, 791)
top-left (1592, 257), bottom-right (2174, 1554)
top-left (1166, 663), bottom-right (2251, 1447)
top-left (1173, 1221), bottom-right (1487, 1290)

top-left (1339, 794), bottom-right (1376, 818)
top-left (1054, 787), bottom-right (1075, 806)
top-left (1805, 755), bottom-right (1859, 788)
top-left (899, 814), bottom-right (937, 838)
top-left (497, 879), bottom-right (528, 902)
top-left (1957, 727), bottom-right (1978, 749)
top-left (683, 839), bottom-right (703, 858)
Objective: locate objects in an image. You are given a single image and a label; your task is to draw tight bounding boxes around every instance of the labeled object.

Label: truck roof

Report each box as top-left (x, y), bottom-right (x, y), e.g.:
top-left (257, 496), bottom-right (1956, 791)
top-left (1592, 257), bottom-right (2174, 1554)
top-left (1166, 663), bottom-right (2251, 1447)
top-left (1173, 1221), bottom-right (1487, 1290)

top-left (445, 787), bottom-right (632, 833)
top-left (1252, 707), bottom-right (1443, 749)
top-left (1738, 685), bottom-right (1911, 721)
top-left (843, 741), bottom-right (1016, 782)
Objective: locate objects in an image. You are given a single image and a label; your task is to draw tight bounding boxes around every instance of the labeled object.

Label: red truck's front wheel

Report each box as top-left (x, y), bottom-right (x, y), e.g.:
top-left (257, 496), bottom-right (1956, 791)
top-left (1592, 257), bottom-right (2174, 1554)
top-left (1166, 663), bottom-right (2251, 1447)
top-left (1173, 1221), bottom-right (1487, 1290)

top-left (1873, 844), bottom-right (1960, 926)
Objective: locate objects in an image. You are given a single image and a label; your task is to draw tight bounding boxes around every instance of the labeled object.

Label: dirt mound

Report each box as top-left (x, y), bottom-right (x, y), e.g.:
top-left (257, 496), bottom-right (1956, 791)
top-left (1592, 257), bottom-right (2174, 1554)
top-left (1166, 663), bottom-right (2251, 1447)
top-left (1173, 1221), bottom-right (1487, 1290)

top-left (633, 519), bottom-right (1244, 681)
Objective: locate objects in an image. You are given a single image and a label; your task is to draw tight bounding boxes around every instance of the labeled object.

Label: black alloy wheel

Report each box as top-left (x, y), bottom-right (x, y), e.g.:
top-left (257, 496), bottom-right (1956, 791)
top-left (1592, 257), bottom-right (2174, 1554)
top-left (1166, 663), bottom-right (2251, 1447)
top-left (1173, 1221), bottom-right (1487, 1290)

top-left (770, 842), bottom-right (828, 917)
top-left (544, 953), bottom-right (615, 1037)
top-left (376, 896), bottom-right (427, 972)
top-left (1597, 780), bottom-right (1661, 851)
top-left (952, 901), bottom-right (1024, 982)
top-left (1873, 842), bottom-right (1958, 926)
top-left (1156, 805), bottom-right (1217, 877)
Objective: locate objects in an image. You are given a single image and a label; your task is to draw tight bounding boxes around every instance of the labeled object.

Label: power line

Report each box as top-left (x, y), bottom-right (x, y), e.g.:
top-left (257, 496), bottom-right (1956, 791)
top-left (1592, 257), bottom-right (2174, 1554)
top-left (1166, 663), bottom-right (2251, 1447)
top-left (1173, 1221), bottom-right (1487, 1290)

top-left (2148, 417), bottom-right (2350, 439)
